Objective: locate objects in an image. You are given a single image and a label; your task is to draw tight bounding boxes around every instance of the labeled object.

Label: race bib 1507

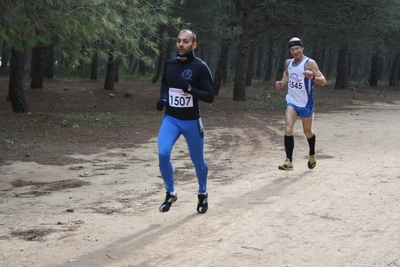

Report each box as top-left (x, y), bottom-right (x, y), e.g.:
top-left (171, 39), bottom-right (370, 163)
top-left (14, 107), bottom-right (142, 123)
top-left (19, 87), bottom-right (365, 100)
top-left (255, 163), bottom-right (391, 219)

top-left (169, 88), bottom-right (193, 108)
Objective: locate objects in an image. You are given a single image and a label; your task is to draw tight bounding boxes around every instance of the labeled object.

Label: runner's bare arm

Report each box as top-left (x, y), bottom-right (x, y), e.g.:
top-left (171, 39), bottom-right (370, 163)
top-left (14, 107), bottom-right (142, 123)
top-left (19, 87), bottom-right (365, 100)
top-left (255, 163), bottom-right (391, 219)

top-left (276, 59), bottom-right (291, 89)
top-left (304, 59), bottom-right (326, 86)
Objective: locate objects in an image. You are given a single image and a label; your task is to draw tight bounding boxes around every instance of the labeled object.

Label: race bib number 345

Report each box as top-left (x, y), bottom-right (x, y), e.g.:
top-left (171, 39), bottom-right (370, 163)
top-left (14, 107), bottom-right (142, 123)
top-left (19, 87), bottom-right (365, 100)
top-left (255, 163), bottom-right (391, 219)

top-left (169, 88), bottom-right (193, 108)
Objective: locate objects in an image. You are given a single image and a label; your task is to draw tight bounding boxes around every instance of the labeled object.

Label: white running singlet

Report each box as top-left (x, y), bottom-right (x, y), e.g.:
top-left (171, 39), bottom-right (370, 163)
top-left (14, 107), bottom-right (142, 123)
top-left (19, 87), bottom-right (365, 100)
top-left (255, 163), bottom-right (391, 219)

top-left (286, 57), bottom-right (314, 108)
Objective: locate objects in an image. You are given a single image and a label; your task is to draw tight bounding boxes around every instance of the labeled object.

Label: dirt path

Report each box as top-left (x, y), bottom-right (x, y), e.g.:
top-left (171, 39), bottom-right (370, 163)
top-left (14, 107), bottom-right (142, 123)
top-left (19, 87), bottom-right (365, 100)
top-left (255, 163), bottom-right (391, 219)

top-left (1, 101), bottom-right (400, 267)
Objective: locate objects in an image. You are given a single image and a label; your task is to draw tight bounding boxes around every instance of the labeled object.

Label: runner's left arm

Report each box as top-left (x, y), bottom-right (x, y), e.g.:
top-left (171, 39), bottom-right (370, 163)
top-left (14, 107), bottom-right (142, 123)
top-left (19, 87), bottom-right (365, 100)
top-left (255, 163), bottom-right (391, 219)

top-left (188, 66), bottom-right (214, 104)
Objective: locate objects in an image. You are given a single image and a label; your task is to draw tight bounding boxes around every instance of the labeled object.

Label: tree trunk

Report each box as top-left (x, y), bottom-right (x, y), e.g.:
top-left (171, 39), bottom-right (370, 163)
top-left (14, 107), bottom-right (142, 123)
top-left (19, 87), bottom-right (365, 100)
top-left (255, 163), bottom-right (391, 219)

top-left (104, 49), bottom-right (115, 90)
top-left (255, 42), bottom-right (264, 79)
top-left (325, 48), bottom-right (335, 79)
top-left (222, 64), bottom-right (228, 83)
top-left (389, 56), bottom-right (399, 86)
top-left (114, 58), bottom-right (120, 82)
top-left (368, 51), bottom-right (380, 86)
top-left (129, 52), bottom-right (139, 75)
top-left (1, 41), bottom-right (9, 71)
top-left (59, 56), bottom-right (68, 68)
top-left (312, 38), bottom-right (327, 75)
top-left (275, 41), bottom-right (287, 81)
top-left (264, 35), bottom-right (275, 82)
top-left (213, 37), bottom-right (230, 95)
top-left (389, 58), bottom-right (399, 85)
top-left (397, 59), bottom-right (400, 85)
top-left (138, 58), bottom-right (146, 76)
top-left (312, 38), bottom-right (320, 62)
top-left (318, 46), bottom-right (327, 74)
top-left (152, 38), bottom-right (166, 83)
top-left (44, 44), bottom-right (55, 78)
top-left (90, 52), bottom-right (98, 80)
top-left (378, 55), bottom-right (384, 81)
top-left (245, 39), bottom-right (256, 86)
top-left (350, 53), bottom-right (361, 80)
top-left (8, 48), bottom-right (28, 112)
top-left (334, 43), bottom-right (350, 89)
top-left (233, 1), bottom-right (254, 101)
top-left (30, 46), bottom-right (45, 89)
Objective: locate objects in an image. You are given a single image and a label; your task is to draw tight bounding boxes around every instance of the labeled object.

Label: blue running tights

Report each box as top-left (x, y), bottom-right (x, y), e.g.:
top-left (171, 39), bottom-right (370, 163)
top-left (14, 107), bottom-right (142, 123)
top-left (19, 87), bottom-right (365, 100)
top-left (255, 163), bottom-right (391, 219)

top-left (157, 115), bottom-right (208, 194)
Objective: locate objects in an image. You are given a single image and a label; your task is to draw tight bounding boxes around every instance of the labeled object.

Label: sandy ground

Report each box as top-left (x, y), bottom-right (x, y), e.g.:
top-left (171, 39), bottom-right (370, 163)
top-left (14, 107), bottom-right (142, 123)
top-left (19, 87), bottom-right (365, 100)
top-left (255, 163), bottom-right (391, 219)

top-left (1, 101), bottom-right (400, 267)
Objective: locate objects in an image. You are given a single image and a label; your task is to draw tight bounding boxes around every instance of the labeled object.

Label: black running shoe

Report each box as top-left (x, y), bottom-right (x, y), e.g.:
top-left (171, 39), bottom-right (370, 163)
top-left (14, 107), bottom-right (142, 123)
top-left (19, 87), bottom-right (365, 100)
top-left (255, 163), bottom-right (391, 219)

top-left (308, 155), bottom-right (316, 169)
top-left (159, 192), bottom-right (177, 212)
top-left (197, 193), bottom-right (208, 214)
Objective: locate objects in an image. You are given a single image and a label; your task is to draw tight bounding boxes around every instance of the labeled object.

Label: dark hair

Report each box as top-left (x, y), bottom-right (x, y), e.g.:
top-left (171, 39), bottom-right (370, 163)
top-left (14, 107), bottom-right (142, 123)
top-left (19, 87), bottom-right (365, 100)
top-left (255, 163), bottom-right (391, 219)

top-left (180, 29), bottom-right (197, 43)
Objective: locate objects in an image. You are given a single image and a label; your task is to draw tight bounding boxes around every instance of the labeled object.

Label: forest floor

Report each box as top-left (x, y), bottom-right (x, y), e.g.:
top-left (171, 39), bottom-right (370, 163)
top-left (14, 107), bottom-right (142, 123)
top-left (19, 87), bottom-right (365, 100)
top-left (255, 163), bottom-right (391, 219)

top-left (0, 77), bottom-right (400, 267)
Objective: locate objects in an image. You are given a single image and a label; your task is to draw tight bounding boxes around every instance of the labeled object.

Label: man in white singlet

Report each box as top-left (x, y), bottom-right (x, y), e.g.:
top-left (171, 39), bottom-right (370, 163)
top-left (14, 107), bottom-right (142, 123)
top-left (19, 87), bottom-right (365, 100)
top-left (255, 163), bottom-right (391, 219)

top-left (275, 37), bottom-right (326, 171)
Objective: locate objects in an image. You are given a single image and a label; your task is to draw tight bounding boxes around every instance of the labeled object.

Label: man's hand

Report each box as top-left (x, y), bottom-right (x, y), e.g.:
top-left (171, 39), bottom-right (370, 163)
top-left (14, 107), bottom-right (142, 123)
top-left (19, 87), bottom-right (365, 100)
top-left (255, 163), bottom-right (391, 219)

top-left (303, 70), bottom-right (315, 80)
top-left (275, 81), bottom-right (284, 89)
top-left (156, 98), bottom-right (167, 111)
top-left (176, 75), bottom-right (190, 92)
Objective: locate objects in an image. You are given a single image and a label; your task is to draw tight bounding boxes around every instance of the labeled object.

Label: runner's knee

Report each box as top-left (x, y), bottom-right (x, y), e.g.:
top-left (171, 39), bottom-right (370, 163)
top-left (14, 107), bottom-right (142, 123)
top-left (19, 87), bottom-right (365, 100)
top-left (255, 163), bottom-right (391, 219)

top-left (285, 126), bottom-right (294, 135)
top-left (303, 129), bottom-right (314, 138)
top-left (158, 150), bottom-right (171, 163)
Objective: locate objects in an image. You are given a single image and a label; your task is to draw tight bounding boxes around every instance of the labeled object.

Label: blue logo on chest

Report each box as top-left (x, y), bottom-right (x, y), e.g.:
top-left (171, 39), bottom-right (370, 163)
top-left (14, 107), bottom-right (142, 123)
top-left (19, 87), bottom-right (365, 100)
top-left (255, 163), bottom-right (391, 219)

top-left (181, 69), bottom-right (193, 80)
